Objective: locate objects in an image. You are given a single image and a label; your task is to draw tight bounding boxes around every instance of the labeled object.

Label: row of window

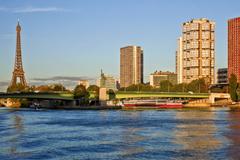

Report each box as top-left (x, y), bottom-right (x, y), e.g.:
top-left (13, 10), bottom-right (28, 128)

top-left (183, 60), bottom-right (214, 67)
top-left (183, 68), bottom-right (214, 76)
top-left (183, 42), bottom-right (214, 49)
top-left (183, 23), bottom-right (215, 32)
top-left (183, 32), bottom-right (214, 40)
top-left (183, 51), bottom-right (214, 58)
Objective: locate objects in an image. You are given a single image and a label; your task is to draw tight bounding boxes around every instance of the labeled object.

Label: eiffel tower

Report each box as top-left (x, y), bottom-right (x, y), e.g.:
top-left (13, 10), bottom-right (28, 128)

top-left (9, 20), bottom-right (27, 87)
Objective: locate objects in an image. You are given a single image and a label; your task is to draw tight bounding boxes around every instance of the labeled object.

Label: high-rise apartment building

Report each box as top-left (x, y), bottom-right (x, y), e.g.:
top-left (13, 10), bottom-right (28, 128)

top-left (120, 46), bottom-right (143, 88)
top-left (182, 18), bottom-right (215, 84)
top-left (228, 17), bottom-right (240, 82)
top-left (176, 37), bottom-right (183, 84)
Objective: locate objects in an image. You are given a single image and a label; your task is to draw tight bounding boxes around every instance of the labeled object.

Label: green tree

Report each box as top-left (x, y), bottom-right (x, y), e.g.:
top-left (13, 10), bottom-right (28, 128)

top-left (186, 78), bottom-right (208, 93)
top-left (159, 80), bottom-right (173, 92)
top-left (87, 85), bottom-right (100, 98)
top-left (74, 84), bottom-right (90, 99)
top-left (108, 89), bottom-right (116, 100)
top-left (229, 74), bottom-right (238, 102)
top-left (126, 84), bottom-right (138, 91)
top-left (139, 84), bottom-right (153, 91)
top-left (50, 84), bottom-right (67, 91)
top-left (171, 83), bottom-right (187, 92)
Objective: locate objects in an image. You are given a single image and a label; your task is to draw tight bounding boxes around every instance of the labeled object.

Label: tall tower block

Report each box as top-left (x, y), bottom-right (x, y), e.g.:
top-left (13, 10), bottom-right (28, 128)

top-left (9, 20), bottom-right (27, 87)
top-left (228, 17), bottom-right (240, 82)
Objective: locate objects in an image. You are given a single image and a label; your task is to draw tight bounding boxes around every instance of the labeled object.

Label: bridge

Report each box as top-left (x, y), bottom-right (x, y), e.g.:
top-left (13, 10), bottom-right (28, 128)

top-left (115, 91), bottom-right (210, 99)
top-left (109, 91), bottom-right (231, 104)
top-left (0, 91), bottom-right (231, 105)
top-left (0, 92), bottom-right (74, 100)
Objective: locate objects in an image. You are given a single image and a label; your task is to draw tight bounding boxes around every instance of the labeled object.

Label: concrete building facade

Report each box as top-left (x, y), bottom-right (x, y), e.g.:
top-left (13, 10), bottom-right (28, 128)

top-left (150, 71), bottom-right (177, 87)
top-left (176, 37), bottom-right (183, 84)
top-left (182, 18), bottom-right (215, 84)
top-left (97, 70), bottom-right (117, 91)
top-left (120, 46), bottom-right (143, 88)
top-left (228, 17), bottom-right (240, 82)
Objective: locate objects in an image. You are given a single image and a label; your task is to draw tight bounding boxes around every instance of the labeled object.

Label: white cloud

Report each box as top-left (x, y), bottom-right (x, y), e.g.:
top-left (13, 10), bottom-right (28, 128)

top-left (14, 7), bottom-right (69, 13)
top-left (0, 6), bottom-right (70, 13)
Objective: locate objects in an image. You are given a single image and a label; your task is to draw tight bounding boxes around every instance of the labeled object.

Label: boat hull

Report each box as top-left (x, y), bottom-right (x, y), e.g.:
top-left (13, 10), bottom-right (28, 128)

top-left (123, 103), bottom-right (183, 109)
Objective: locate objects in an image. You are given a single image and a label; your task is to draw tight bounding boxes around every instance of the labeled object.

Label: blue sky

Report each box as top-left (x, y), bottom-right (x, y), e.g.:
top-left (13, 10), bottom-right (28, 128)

top-left (0, 0), bottom-right (240, 90)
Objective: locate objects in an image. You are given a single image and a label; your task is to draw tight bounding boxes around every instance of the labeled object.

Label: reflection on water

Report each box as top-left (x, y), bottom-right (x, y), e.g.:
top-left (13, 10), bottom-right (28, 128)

top-left (226, 111), bottom-right (240, 159)
top-left (119, 112), bottom-right (145, 157)
top-left (175, 110), bottom-right (222, 159)
top-left (0, 109), bottom-right (240, 159)
top-left (9, 114), bottom-right (24, 155)
top-left (175, 110), bottom-right (221, 148)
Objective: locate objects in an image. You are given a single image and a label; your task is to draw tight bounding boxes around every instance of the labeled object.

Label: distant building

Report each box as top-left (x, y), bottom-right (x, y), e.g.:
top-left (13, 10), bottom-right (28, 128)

top-left (150, 71), bottom-right (177, 87)
top-left (78, 80), bottom-right (89, 89)
top-left (176, 37), bottom-right (183, 84)
top-left (97, 70), bottom-right (117, 91)
top-left (217, 68), bottom-right (228, 84)
top-left (182, 18), bottom-right (215, 84)
top-left (120, 46), bottom-right (143, 88)
top-left (228, 17), bottom-right (240, 82)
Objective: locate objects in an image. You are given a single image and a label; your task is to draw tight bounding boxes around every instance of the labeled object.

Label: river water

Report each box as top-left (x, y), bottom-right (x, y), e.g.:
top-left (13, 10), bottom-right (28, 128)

top-left (0, 108), bottom-right (240, 160)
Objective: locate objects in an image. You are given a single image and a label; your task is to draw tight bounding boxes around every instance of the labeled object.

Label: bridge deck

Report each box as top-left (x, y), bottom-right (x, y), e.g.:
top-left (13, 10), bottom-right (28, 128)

top-left (0, 92), bottom-right (210, 100)
top-left (0, 92), bottom-right (74, 100)
top-left (115, 92), bottom-right (210, 99)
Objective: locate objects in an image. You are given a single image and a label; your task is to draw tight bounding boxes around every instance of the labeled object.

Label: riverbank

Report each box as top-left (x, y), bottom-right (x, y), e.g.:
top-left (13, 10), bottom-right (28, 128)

top-left (2, 105), bottom-right (240, 111)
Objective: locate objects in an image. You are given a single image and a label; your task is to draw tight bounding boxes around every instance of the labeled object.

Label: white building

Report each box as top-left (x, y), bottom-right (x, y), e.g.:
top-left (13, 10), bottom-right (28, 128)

top-left (182, 18), bottom-right (215, 84)
top-left (176, 37), bottom-right (183, 84)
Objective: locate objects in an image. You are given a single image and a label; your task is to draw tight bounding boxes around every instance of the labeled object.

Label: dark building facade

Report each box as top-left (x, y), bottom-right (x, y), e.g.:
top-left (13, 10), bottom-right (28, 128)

top-left (120, 46), bottom-right (143, 88)
top-left (217, 68), bottom-right (228, 84)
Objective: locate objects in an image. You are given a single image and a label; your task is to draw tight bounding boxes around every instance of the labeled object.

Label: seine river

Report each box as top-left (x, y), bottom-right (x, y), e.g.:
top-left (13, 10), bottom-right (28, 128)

top-left (0, 108), bottom-right (240, 160)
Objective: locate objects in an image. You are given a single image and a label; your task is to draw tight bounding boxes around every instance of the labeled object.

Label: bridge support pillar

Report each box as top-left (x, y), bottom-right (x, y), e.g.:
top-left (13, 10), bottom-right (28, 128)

top-left (209, 95), bottom-right (215, 104)
top-left (99, 88), bottom-right (108, 106)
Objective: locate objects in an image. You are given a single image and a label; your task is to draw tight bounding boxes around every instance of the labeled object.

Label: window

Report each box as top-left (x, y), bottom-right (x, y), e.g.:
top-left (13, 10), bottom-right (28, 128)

top-left (183, 34), bottom-right (187, 41)
top-left (202, 41), bottom-right (209, 48)
top-left (202, 50), bottom-right (209, 57)
top-left (191, 60), bottom-right (198, 67)
top-left (211, 42), bottom-right (214, 49)
top-left (211, 50), bottom-right (214, 57)
top-left (202, 31), bottom-right (210, 39)
top-left (191, 41), bottom-right (198, 48)
top-left (190, 31), bottom-right (199, 39)
top-left (202, 23), bottom-right (210, 30)
top-left (186, 61), bottom-right (191, 67)
top-left (211, 32), bottom-right (214, 39)
top-left (191, 23), bottom-right (199, 30)
top-left (202, 60), bottom-right (210, 67)
top-left (190, 50), bottom-right (198, 57)
top-left (211, 24), bottom-right (215, 30)
top-left (202, 68), bottom-right (209, 76)
top-left (183, 60), bottom-right (187, 67)
top-left (211, 60), bottom-right (214, 66)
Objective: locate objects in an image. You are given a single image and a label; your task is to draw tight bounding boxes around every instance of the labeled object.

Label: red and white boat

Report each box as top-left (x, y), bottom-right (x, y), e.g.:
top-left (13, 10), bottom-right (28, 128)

top-left (123, 99), bottom-right (182, 109)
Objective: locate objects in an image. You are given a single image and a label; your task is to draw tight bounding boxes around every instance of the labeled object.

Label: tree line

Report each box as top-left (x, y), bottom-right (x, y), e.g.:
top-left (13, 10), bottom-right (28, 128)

top-left (119, 78), bottom-right (209, 93)
top-left (7, 76), bottom-right (239, 102)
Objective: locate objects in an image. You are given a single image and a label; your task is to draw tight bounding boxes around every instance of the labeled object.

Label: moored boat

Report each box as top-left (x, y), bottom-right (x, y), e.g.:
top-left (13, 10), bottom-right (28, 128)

top-left (123, 99), bottom-right (183, 109)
